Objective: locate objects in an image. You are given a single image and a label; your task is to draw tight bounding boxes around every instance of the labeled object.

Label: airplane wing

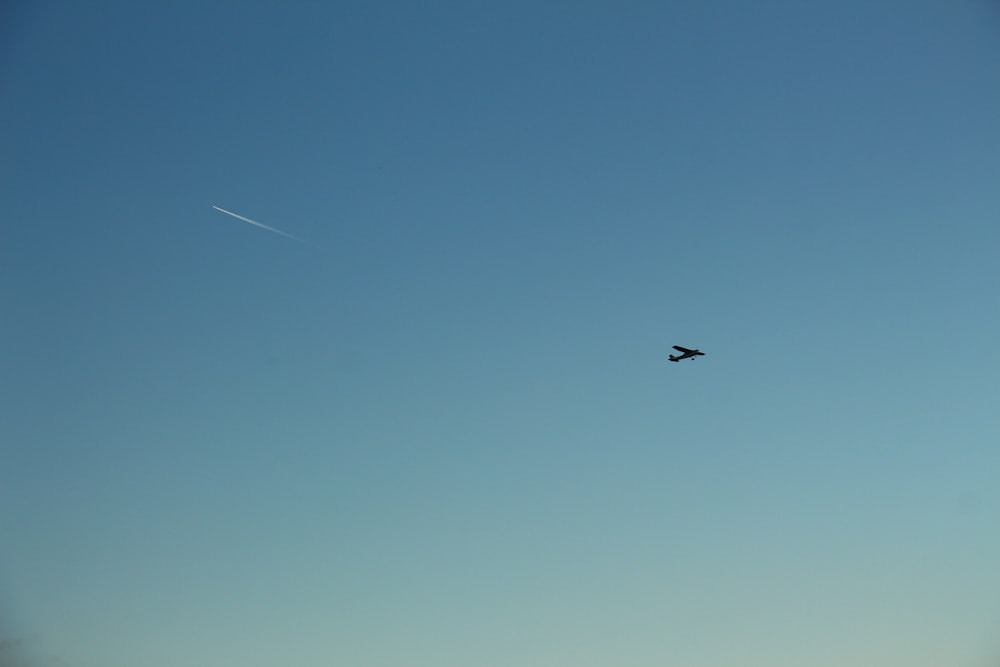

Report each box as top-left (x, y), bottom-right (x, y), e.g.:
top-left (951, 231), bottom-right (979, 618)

top-left (673, 345), bottom-right (693, 353)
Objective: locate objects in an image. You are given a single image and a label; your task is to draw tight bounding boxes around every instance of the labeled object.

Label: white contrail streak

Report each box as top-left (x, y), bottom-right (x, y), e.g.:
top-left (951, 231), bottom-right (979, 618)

top-left (212, 205), bottom-right (318, 247)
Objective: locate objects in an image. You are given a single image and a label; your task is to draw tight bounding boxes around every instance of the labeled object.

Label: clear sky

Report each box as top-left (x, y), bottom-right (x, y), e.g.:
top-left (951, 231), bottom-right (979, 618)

top-left (2, 1), bottom-right (999, 665)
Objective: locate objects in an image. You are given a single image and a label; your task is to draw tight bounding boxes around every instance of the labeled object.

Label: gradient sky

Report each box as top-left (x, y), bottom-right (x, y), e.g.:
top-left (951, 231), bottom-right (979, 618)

top-left (2, 2), bottom-right (1000, 666)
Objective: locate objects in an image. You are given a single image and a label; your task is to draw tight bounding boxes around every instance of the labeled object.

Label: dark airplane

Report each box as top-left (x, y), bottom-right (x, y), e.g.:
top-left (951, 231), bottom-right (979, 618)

top-left (669, 345), bottom-right (705, 362)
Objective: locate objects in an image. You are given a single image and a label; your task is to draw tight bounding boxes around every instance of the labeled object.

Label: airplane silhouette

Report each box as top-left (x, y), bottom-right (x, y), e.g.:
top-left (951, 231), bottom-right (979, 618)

top-left (669, 345), bottom-right (705, 362)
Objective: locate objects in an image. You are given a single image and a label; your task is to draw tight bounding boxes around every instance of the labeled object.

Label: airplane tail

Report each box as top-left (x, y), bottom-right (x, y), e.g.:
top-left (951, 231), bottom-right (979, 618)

top-left (668, 355), bottom-right (680, 362)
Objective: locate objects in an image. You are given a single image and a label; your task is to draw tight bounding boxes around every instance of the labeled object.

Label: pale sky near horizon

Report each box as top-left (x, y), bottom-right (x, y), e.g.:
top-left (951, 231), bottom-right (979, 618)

top-left (2, 2), bottom-right (1000, 666)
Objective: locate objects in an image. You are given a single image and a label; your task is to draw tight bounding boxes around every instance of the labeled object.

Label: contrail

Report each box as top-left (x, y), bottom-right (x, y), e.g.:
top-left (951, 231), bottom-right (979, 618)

top-left (212, 205), bottom-right (318, 247)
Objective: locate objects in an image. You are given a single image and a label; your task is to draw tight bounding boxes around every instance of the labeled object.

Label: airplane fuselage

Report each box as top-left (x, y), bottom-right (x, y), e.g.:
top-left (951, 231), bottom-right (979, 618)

top-left (669, 346), bottom-right (704, 362)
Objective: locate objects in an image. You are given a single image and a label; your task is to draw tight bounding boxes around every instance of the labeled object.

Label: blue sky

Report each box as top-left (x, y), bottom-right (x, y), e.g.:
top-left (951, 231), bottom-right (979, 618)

top-left (2, 1), bottom-right (1000, 665)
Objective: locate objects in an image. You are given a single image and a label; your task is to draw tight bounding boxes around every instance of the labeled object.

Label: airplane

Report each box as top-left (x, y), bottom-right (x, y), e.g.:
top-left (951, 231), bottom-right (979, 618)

top-left (669, 345), bottom-right (705, 362)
